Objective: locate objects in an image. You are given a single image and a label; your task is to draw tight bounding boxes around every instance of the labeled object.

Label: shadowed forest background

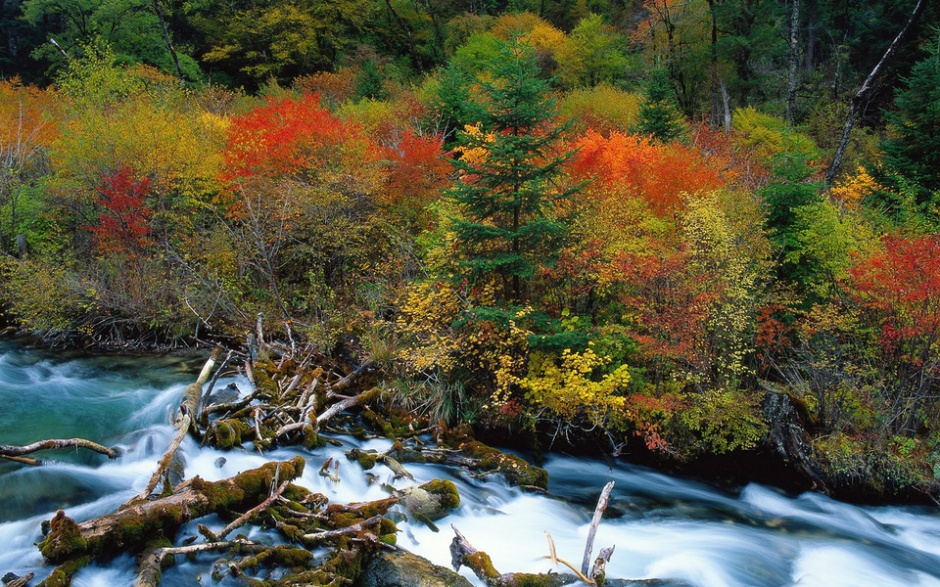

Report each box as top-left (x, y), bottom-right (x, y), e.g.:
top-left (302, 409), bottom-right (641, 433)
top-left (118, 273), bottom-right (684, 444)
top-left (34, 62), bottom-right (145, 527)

top-left (2, 0), bottom-right (940, 501)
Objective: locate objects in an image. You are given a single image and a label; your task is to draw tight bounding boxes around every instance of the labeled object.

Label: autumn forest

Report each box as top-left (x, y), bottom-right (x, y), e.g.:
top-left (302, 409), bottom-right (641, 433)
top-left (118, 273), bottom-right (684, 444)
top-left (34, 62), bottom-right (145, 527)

top-left (2, 0), bottom-right (940, 502)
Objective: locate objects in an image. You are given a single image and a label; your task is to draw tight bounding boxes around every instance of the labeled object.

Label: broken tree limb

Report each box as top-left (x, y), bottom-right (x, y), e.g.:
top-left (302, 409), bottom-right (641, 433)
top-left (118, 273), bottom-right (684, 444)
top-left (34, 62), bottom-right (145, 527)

top-left (300, 515), bottom-right (388, 547)
top-left (316, 387), bottom-right (381, 427)
top-left (135, 539), bottom-right (274, 587)
top-left (0, 455), bottom-right (39, 466)
top-left (450, 526), bottom-right (576, 587)
top-left (329, 361), bottom-right (373, 393)
top-left (824, 0), bottom-right (927, 186)
top-left (216, 479), bottom-right (291, 541)
top-left (136, 348), bottom-right (222, 501)
top-left (545, 533), bottom-right (593, 584)
top-left (581, 480), bottom-right (615, 576)
top-left (591, 546), bottom-right (615, 585)
top-left (0, 438), bottom-right (116, 460)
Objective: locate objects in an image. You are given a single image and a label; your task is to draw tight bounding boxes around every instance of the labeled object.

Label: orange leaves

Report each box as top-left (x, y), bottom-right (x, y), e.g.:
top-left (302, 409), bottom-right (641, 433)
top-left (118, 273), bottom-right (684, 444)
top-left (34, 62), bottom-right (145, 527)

top-left (381, 131), bottom-right (450, 210)
top-left (0, 79), bottom-right (58, 161)
top-left (222, 93), bottom-right (375, 182)
top-left (569, 130), bottom-right (727, 216)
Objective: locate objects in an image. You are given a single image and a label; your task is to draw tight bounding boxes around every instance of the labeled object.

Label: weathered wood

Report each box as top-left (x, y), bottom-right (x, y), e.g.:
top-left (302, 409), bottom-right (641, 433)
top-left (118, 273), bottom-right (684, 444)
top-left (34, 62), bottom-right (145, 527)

top-left (300, 515), bottom-right (387, 547)
top-left (591, 546), bottom-right (615, 585)
top-left (316, 387), bottom-right (381, 427)
top-left (0, 438), bottom-right (116, 460)
top-left (0, 455), bottom-right (38, 466)
top-left (136, 348), bottom-right (221, 500)
top-left (545, 532), bottom-right (594, 584)
top-left (581, 480), bottom-right (615, 575)
top-left (135, 539), bottom-right (271, 587)
top-left (217, 479), bottom-right (291, 540)
top-left (38, 457), bottom-right (306, 567)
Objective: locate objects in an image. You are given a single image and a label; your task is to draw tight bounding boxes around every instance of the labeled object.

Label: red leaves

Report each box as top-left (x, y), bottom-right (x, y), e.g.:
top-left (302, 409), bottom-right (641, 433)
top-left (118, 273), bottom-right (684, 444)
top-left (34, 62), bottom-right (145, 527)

top-left (381, 130), bottom-right (450, 209)
top-left (614, 245), bottom-right (713, 372)
top-left (848, 234), bottom-right (940, 359)
top-left (90, 167), bottom-right (154, 255)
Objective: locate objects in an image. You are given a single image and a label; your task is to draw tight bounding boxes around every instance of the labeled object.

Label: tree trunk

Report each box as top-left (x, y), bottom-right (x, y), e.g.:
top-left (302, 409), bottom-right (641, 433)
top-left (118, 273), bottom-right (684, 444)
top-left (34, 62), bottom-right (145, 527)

top-left (786, 0), bottom-right (801, 125)
top-left (825, 0), bottom-right (927, 186)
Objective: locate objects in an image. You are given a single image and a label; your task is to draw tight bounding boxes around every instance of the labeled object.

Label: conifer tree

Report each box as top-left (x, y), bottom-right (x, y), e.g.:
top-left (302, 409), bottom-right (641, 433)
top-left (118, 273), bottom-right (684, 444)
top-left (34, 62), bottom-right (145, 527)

top-left (634, 68), bottom-right (686, 143)
top-left (447, 36), bottom-right (579, 307)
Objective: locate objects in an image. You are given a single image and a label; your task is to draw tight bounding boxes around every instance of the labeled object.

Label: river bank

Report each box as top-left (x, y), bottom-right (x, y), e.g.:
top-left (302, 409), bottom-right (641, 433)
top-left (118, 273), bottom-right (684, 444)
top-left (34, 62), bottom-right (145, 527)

top-left (2, 328), bottom-right (938, 509)
top-left (2, 339), bottom-right (940, 586)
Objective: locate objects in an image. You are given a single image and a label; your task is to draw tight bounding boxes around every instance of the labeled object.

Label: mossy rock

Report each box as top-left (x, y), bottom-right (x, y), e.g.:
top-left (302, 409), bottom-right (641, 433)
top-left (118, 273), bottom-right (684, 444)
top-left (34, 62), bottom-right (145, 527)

top-left (398, 479), bottom-right (460, 521)
top-left (38, 512), bottom-right (86, 562)
top-left (459, 441), bottom-right (548, 489)
top-left (346, 448), bottom-right (378, 470)
top-left (357, 549), bottom-right (473, 587)
top-left (213, 418), bottom-right (251, 449)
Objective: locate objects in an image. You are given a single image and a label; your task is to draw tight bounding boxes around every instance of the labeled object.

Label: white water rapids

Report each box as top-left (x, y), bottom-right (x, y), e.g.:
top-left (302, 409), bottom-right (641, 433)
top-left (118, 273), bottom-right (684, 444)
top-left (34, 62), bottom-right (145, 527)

top-left (1, 342), bottom-right (939, 587)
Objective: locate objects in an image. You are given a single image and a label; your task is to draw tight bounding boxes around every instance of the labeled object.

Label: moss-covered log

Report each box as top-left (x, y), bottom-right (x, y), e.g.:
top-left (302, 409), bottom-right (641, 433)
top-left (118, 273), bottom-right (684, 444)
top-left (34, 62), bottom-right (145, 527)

top-left (37, 457), bottom-right (306, 570)
top-left (348, 439), bottom-right (548, 490)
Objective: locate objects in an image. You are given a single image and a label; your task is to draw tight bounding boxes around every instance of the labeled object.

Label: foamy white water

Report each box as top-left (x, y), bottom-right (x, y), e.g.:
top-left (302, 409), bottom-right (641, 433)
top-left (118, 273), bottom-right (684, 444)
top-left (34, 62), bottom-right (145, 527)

top-left (1, 341), bottom-right (938, 587)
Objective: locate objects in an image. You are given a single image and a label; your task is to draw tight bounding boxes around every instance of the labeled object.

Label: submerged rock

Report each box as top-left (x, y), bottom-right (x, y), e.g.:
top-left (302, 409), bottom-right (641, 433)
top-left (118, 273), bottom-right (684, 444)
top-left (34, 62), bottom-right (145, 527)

top-left (357, 549), bottom-right (473, 587)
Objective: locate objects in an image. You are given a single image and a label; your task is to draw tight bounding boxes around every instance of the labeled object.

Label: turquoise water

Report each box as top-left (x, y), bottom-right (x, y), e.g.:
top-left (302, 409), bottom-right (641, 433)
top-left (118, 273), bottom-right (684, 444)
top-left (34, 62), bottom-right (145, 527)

top-left (1, 341), bottom-right (939, 587)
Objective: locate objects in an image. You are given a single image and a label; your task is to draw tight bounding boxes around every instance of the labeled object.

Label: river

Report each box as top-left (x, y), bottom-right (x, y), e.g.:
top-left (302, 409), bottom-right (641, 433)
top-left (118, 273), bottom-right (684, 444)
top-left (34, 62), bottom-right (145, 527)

top-left (1, 341), bottom-right (939, 586)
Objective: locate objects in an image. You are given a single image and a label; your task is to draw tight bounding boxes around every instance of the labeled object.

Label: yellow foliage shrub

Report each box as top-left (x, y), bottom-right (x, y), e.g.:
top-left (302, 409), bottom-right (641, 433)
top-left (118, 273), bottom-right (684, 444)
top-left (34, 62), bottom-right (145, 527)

top-left (521, 347), bottom-right (630, 426)
top-left (829, 165), bottom-right (881, 210)
top-left (396, 281), bottom-right (465, 376)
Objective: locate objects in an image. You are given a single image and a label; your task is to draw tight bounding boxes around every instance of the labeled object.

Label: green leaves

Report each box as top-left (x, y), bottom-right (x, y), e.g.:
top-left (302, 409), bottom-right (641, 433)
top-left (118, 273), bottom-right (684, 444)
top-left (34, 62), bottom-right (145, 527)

top-left (446, 36), bottom-right (579, 304)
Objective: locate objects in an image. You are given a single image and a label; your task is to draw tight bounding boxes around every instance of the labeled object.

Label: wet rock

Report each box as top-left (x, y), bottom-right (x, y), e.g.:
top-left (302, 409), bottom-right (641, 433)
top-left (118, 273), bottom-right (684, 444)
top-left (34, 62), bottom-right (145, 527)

top-left (397, 479), bottom-right (460, 522)
top-left (357, 549), bottom-right (473, 587)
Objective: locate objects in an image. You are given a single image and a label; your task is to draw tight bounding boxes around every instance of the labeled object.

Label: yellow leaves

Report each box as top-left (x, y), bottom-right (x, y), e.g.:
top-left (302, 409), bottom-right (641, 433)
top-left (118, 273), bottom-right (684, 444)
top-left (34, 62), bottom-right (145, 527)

top-left (520, 348), bottom-right (630, 425)
top-left (453, 123), bottom-right (496, 169)
top-left (52, 86), bottom-right (225, 201)
top-left (396, 281), bottom-right (466, 375)
top-left (829, 166), bottom-right (881, 210)
top-left (732, 106), bottom-right (820, 164)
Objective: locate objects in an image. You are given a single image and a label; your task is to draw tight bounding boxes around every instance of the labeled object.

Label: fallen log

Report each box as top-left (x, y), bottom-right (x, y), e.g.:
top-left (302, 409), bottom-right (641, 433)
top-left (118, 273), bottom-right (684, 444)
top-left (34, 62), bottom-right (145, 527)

top-left (36, 457), bottom-right (305, 586)
top-left (135, 348), bottom-right (221, 501)
top-left (0, 438), bottom-right (116, 461)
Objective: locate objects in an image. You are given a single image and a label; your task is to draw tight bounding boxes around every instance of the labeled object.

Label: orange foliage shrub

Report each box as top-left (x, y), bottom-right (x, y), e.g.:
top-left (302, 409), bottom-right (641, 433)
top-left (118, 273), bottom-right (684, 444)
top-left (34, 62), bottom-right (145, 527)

top-left (293, 70), bottom-right (357, 106)
top-left (0, 79), bottom-right (58, 159)
top-left (221, 93), bottom-right (376, 183)
top-left (568, 130), bottom-right (728, 217)
top-left (381, 130), bottom-right (450, 210)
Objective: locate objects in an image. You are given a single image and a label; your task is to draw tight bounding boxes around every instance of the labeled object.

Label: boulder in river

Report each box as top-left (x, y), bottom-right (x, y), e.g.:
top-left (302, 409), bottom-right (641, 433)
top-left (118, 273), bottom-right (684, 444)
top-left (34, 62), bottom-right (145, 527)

top-left (358, 549), bottom-right (473, 587)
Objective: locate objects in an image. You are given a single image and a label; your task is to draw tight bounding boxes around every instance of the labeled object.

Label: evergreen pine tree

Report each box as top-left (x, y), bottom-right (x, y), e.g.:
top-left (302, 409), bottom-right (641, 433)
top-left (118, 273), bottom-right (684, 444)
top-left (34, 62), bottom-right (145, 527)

top-left (447, 36), bottom-right (579, 307)
top-left (878, 38), bottom-right (940, 222)
top-left (634, 68), bottom-right (686, 143)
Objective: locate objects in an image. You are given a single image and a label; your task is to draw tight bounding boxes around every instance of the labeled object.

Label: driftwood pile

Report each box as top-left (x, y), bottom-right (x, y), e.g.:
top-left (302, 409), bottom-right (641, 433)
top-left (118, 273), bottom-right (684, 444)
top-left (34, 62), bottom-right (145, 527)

top-left (1, 326), bottom-right (621, 587)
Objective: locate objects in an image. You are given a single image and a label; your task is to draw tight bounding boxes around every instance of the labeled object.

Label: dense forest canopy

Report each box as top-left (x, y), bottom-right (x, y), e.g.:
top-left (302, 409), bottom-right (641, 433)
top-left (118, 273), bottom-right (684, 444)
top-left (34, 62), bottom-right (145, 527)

top-left (2, 0), bottom-right (940, 500)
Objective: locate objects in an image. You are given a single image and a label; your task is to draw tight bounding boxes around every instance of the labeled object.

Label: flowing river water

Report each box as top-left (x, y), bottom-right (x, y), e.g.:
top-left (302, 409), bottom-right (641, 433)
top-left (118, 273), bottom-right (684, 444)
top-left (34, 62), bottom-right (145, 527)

top-left (1, 341), bottom-right (940, 587)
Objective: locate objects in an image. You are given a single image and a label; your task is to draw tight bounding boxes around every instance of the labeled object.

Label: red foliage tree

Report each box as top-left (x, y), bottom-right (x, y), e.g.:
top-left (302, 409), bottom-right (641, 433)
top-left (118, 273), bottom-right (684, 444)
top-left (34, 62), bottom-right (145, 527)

top-left (847, 234), bottom-right (940, 434)
top-left (381, 130), bottom-right (450, 212)
top-left (613, 244), bottom-right (715, 381)
top-left (91, 167), bottom-right (154, 255)
top-left (222, 93), bottom-right (374, 183)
